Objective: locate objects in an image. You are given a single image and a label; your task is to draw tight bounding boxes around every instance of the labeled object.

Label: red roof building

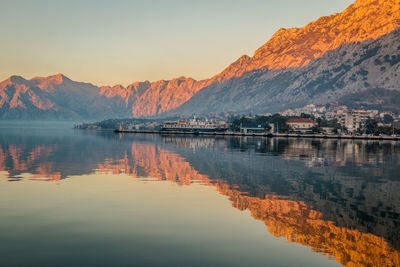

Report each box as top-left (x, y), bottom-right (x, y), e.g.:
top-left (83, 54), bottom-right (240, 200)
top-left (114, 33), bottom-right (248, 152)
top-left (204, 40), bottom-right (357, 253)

top-left (287, 118), bottom-right (317, 133)
top-left (287, 118), bottom-right (316, 124)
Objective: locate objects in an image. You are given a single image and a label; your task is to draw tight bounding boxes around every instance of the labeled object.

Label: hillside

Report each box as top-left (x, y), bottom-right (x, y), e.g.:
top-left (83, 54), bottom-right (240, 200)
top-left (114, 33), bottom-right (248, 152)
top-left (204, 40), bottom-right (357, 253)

top-left (0, 74), bottom-right (130, 120)
top-left (1, 0), bottom-right (399, 119)
top-left (111, 0), bottom-right (400, 117)
top-left (172, 28), bottom-right (400, 115)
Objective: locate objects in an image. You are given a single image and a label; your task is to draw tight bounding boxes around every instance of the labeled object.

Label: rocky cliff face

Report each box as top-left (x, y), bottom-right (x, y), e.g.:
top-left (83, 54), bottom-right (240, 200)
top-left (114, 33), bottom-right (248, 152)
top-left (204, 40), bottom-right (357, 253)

top-left (205, 0), bottom-right (400, 82)
top-left (173, 27), bottom-right (400, 115)
top-left (170, 0), bottom-right (400, 115)
top-left (100, 77), bottom-right (213, 117)
top-left (250, 0), bottom-right (400, 70)
top-left (1, 0), bottom-right (399, 119)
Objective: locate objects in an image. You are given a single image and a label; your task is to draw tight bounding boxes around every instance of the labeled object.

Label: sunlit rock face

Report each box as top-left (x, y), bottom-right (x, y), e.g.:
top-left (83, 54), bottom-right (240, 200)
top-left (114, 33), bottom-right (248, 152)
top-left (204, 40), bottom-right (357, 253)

top-left (0, 74), bottom-right (131, 120)
top-left (248, 0), bottom-right (400, 70)
top-left (174, 27), bottom-right (400, 115)
top-left (1, 0), bottom-right (399, 118)
top-left (198, 0), bottom-right (399, 82)
top-left (104, 0), bottom-right (400, 117)
top-left (100, 78), bottom-right (213, 117)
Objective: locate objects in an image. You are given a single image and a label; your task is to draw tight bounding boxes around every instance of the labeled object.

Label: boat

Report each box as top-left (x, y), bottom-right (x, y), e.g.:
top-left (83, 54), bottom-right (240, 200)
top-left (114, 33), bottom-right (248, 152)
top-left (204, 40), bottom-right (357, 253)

top-left (161, 119), bottom-right (228, 133)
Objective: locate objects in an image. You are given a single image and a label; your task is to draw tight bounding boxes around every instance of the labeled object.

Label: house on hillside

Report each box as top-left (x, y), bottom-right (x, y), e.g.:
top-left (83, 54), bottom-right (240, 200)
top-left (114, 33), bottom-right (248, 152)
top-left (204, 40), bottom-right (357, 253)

top-left (287, 118), bottom-right (317, 133)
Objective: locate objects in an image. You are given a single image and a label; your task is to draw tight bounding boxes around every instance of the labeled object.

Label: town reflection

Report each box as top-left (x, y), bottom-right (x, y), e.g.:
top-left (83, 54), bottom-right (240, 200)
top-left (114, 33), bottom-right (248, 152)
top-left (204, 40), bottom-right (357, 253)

top-left (0, 129), bottom-right (399, 266)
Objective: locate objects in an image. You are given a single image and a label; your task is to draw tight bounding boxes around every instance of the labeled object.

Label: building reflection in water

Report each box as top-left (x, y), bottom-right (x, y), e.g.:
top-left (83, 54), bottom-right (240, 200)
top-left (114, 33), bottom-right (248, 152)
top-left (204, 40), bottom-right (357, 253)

top-left (0, 131), bottom-right (399, 266)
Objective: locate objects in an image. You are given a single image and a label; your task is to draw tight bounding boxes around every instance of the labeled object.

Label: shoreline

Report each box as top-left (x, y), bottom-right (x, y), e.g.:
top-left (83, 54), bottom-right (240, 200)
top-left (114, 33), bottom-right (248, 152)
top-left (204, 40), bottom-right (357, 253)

top-left (113, 129), bottom-right (400, 141)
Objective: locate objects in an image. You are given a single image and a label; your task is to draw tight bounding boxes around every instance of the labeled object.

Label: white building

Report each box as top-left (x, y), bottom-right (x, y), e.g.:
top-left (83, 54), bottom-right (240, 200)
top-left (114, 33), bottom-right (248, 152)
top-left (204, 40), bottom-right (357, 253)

top-left (338, 110), bottom-right (371, 132)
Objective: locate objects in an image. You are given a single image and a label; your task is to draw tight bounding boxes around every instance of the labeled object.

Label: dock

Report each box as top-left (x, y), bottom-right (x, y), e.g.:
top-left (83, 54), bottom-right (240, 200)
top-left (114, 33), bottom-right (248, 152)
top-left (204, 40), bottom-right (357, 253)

top-left (114, 129), bottom-right (400, 141)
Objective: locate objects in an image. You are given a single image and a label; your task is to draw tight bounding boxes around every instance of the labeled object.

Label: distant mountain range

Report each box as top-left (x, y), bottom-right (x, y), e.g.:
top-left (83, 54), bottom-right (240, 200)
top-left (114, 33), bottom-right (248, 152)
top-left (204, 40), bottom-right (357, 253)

top-left (1, 0), bottom-right (399, 120)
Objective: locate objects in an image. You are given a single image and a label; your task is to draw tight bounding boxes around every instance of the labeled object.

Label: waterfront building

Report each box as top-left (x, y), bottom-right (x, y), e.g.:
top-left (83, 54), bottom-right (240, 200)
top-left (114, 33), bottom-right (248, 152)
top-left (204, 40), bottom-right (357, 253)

top-left (338, 110), bottom-right (371, 132)
top-left (240, 123), bottom-right (267, 134)
top-left (287, 118), bottom-right (317, 133)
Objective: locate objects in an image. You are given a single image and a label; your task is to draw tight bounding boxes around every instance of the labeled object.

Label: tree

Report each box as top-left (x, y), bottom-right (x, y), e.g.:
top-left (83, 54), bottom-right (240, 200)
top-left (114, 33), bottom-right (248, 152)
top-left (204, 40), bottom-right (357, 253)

top-left (311, 125), bottom-right (322, 133)
top-left (264, 124), bottom-right (272, 132)
top-left (300, 113), bottom-right (315, 119)
top-left (364, 119), bottom-right (377, 134)
top-left (270, 114), bottom-right (289, 133)
top-left (383, 114), bottom-right (394, 124)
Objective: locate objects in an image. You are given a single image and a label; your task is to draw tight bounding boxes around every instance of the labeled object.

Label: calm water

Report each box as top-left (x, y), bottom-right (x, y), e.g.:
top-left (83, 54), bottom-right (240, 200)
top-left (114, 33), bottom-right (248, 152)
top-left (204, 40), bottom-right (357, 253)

top-left (0, 123), bottom-right (399, 266)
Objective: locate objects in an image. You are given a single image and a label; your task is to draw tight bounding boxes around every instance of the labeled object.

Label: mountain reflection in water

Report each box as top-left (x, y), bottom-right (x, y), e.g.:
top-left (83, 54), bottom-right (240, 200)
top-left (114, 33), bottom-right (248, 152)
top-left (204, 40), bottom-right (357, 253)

top-left (0, 127), bottom-right (399, 266)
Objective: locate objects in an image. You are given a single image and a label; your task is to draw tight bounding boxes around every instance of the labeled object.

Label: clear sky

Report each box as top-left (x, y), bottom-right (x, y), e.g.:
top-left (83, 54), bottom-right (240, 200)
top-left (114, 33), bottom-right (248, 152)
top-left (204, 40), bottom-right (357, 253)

top-left (0, 0), bottom-right (353, 86)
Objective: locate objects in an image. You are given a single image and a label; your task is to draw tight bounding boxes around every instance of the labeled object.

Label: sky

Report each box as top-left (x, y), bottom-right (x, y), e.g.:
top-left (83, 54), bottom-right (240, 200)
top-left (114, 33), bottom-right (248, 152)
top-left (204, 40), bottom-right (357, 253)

top-left (0, 0), bottom-right (353, 86)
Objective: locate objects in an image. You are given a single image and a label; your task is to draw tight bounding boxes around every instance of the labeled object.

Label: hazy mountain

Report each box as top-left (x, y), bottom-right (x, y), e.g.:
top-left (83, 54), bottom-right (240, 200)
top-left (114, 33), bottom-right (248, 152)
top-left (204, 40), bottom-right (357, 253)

top-left (0, 74), bottom-right (130, 120)
top-left (1, 0), bottom-right (399, 119)
top-left (99, 77), bottom-right (213, 117)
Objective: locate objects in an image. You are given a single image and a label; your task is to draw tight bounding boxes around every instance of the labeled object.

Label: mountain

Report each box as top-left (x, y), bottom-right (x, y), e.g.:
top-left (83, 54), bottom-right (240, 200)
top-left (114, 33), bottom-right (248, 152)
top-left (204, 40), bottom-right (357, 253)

top-left (168, 0), bottom-right (400, 115)
top-left (123, 0), bottom-right (400, 117)
top-left (1, 0), bottom-right (399, 119)
top-left (0, 74), bottom-right (131, 120)
top-left (99, 77), bottom-right (213, 117)
top-left (172, 27), bottom-right (400, 115)
top-left (241, 0), bottom-right (400, 71)
top-left (0, 72), bottom-right (208, 120)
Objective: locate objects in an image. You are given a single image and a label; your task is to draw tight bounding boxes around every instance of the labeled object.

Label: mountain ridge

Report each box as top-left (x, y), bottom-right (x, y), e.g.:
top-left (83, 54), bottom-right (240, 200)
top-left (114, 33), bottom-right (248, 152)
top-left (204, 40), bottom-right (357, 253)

top-left (1, 0), bottom-right (399, 119)
top-left (171, 28), bottom-right (400, 115)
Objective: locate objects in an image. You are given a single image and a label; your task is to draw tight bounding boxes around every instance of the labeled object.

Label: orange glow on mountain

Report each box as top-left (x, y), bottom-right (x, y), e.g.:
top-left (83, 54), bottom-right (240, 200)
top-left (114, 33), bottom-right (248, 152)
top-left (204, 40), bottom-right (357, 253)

top-left (1, 0), bottom-right (399, 117)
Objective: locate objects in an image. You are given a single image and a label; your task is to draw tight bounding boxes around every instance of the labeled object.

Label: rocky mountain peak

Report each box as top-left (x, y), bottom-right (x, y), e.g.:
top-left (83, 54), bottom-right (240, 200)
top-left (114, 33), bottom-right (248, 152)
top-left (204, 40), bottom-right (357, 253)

top-left (1, 0), bottom-right (399, 119)
top-left (31, 73), bottom-right (70, 85)
top-left (51, 73), bottom-right (70, 83)
top-left (214, 0), bottom-right (400, 80)
top-left (2, 75), bottom-right (29, 86)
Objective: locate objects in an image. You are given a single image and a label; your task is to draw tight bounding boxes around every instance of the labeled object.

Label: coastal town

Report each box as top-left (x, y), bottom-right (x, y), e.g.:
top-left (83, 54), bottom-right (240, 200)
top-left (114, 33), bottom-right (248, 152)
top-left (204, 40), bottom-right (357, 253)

top-left (77, 103), bottom-right (400, 139)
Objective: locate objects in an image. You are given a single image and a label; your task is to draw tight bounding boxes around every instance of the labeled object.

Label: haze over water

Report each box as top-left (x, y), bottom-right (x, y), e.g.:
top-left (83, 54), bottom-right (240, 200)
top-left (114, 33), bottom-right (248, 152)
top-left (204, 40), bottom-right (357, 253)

top-left (0, 124), bottom-right (399, 266)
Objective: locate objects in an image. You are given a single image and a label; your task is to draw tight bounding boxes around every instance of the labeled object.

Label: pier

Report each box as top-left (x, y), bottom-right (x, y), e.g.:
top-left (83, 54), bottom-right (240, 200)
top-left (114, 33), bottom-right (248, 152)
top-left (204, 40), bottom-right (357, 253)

top-left (114, 129), bottom-right (400, 141)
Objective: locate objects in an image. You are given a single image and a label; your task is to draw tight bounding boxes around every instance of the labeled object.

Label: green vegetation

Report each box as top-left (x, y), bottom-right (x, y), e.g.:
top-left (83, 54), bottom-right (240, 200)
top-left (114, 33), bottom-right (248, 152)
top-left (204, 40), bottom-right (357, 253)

top-left (374, 58), bottom-right (382, 65)
top-left (384, 54), bottom-right (400, 66)
top-left (353, 45), bottom-right (380, 66)
top-left (338, 88), bottom-right (400, 114)
top-left (231, 114), bottom-right (341, 134)
top-left (383, 114), bottom-right (394, 123)
top-left (357, 68), bottom-right (368, 76)
top-left (230, 114), bottom-right (287, 132)
top-left (362, 118), bottom-right (399, 135)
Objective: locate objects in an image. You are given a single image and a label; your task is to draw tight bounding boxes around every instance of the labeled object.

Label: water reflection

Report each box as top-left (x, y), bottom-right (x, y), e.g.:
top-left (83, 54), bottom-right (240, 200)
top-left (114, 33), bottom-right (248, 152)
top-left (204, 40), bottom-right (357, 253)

top-left (0, 128), bottom-right (399, 266)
